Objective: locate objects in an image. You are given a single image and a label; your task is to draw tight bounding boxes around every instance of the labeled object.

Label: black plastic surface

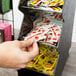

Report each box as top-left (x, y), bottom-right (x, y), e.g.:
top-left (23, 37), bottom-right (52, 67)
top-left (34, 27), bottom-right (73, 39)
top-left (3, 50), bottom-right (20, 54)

top-left (18, 68), bottom-right (49, 76)
top-left (55, 0), bottom-right (76, 76)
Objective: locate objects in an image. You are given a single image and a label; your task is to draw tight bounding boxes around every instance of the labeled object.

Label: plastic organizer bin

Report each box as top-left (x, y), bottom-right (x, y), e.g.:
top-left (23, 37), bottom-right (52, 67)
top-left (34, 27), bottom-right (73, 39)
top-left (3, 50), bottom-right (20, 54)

top-left (18, 0), bottom-right (76, 76)
top-left (18, 5), bottom-right (62, 76)
top-left (0, 0), bottom-right (12, 14)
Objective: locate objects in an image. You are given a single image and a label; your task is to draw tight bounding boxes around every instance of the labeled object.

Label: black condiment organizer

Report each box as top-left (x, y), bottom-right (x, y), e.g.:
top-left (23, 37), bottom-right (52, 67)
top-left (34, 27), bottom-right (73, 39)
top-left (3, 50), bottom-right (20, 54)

top-left (18, 0), bottom-right (76, 76)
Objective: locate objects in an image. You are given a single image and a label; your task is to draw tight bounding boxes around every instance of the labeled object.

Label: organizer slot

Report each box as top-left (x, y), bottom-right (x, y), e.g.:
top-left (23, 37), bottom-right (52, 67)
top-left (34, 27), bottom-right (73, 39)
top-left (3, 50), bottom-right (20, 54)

top-left (26, 42), bottom-right (59, 76)
top-left (19, 0), bottom-right (64, 13)
top-left (19, 7), bottom-right (63, 47)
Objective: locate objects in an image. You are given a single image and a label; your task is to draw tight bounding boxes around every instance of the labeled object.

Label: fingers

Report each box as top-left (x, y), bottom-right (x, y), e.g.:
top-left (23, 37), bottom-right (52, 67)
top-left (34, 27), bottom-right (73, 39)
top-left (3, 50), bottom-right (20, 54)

top-left (32, 42), bottom-right (39, 57)
top-left (14, 64), bottom-right (27, 70)
top-left (19, 39), bottom-right (34, 48)
top-left (28, 42), bottom-right (39, 59)
top-left (17, 64), bottom-right (27, 69)
top-left (21, 42), bottom-right (39, 63)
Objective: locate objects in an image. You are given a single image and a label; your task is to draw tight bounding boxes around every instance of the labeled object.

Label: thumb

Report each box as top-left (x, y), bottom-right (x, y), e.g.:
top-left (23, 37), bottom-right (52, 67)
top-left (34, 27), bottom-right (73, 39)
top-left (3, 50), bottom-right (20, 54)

top-left (28, 42), bottom-right (39, 59)
top-left (21, 42), bottom-right (39, 63)
top-left (19, 39), bottom-right (34, 47)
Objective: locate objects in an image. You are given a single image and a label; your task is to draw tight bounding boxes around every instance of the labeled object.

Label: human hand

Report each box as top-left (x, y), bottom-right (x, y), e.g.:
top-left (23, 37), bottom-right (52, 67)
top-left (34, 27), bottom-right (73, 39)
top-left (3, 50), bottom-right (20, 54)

top-left (0, 39), bottom-right (39, 69)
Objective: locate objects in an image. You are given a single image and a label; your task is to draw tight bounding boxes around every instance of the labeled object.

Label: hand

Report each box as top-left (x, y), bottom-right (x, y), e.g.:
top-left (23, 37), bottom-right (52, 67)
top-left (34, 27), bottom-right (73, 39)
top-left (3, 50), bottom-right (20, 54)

top-left (0, 39), bottom-right (39, 69)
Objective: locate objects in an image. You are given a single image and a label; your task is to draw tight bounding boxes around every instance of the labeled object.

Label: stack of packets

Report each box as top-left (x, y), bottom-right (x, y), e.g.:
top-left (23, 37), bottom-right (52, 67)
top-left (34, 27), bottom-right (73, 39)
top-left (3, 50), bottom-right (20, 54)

top-left (24, 14), bottom-right (63, 46)
top-left (46, 12), bottom-right (63, 21)
top-left (27, 0), bottom-right (64, 13)
top-left (26, 43), bottom-right (59, 76)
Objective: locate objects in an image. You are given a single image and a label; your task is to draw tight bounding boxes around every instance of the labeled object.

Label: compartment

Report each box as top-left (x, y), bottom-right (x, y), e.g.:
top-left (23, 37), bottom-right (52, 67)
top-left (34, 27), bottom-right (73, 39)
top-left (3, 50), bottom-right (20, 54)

top-left (18, 7), bottom-right (63, 46)
top-left (18, 42), bottom-right (59, 76)
top-left (26, 42), bottom-right (59, 76)
top-left (18, 0), bottom-right (76, 76)
top-left (19, 0), bottom-right (64, 13)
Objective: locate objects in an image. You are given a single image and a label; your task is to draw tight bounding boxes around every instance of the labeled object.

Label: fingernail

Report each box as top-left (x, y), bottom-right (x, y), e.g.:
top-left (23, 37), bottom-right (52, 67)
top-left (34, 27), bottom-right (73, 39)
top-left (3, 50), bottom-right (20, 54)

top-left (29, 39), bottom-right (34, 42)
top-left (34, 42), bottom-right (38, 46)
